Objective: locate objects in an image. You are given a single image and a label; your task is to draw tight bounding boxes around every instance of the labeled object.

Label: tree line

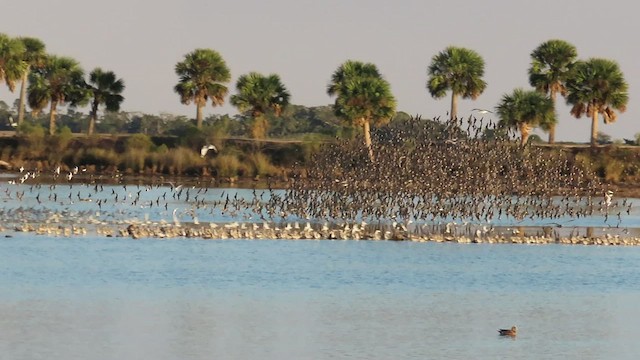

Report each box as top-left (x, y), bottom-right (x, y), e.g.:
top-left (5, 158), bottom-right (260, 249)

top-left (0, 34), bottom-right (629, 150)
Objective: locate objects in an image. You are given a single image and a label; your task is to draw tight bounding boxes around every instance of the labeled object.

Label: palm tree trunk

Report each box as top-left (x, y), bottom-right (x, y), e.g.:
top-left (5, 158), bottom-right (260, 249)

top-left (548, 89), bottom-right (557, 144)
top-left (591, 110), bottom-right (599, 147)
top-left (88, 101), bottom-right (98, 135)
top-left (363, 119), bottom-right (374, 162)
top-left (519, 122), bottom-right (530, 146)
top-left (196, 103), bottom-right (203, 129)
top-left (17, 71), bottom-right (28, 125)
top-left (49, 102), bottom-right (57, 136)
top-left (450, 93), bottom-right (458, 120)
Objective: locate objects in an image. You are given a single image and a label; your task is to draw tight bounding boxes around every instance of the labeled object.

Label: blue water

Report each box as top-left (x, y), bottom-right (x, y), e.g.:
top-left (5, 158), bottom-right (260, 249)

top-left (1, 234), bottom-right (640, 359)
top-left (1, 181), bottom-right (639, 228)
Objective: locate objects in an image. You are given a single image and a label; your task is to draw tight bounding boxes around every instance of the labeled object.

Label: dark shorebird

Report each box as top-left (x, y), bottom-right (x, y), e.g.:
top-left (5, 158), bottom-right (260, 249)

top-left (498, 326), bottom-right (517, 337)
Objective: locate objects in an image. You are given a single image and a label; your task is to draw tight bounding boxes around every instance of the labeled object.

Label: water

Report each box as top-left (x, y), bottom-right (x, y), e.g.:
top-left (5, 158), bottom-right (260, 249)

top-left (1, 234), bottom-right (640, 359)
top-left (1, 181), bottom-right (640, 229)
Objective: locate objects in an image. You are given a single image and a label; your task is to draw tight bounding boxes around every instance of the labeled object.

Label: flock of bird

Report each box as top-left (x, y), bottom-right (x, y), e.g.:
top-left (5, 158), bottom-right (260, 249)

top-left (275, 115), bottom-right (627, 228)
top-left (0, 115), bottom-right (636, 242)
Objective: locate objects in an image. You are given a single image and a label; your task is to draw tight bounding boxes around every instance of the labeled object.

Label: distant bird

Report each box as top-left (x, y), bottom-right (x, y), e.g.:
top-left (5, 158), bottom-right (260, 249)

top-left (498, 326), bottom-right (517, 337)
top-left (200, 144), bottom-right (218, 158)
top-left (605, 190), bottom-right (613, 208)
top-left (472, 108), bottom-right (493, 114)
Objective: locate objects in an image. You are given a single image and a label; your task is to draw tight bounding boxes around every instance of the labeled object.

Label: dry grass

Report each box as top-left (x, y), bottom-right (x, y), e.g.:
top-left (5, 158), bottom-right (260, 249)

top-left (248, 152), bottom-right (279, 177)
top-left (604, 159), bottom-right (625, 182)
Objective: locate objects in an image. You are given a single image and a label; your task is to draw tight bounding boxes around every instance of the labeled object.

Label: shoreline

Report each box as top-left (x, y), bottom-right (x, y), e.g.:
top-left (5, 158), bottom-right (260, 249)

top-left (6, 222), bottom-right (640, 246)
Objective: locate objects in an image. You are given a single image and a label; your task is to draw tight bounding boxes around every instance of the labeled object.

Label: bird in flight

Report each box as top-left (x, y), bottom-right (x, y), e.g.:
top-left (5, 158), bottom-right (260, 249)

top-left (200, 144), bottom-right (218, 158)
top-left (472, 108), bottom-right (493, 114)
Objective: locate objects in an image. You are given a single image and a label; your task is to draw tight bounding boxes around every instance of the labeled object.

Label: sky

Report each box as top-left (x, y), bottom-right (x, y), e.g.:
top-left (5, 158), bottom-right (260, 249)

top-left (1, 0), bottom-right (638, 142)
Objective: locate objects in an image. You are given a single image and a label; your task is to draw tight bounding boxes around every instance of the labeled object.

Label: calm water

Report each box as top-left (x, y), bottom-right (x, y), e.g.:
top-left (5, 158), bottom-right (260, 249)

top-left (1, 234), bottom-right (640, 359)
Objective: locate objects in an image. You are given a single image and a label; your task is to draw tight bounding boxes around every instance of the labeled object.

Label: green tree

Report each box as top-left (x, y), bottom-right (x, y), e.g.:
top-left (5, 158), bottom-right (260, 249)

top-left (230, 72), bottom-right (290, 139)
top-left (496, 89), bottom-right (556, 146)
top-left (528, 39), bottom-right (577, 143)
top-left (565, 58), bottom-right (629, 147)
top-left (328, 60), bottom-right (396, 161)
top-left (427, 46), bottom-right (487, 120)
top-left (27, 55), bottom-right (88, 135)
top-left (16, 37), bottom-right (46, 125)
top-left (0, 33), bottom-right (27, 92)
top-left (86, 68), bottom-right (125, 135)
top-left (174, 49), bottom-right (230, 129)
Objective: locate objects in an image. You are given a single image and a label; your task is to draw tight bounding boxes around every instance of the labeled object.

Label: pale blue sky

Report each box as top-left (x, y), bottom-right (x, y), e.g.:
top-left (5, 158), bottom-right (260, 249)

top-left (2, 0), bottom-right (638, 142)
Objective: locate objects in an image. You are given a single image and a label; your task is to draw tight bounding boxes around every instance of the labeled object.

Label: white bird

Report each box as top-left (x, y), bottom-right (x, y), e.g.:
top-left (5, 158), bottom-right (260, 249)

top-left (605, 190), bottom-right (613, 207)
top-left (472, 108), bottom-right (493, 114)
top-left (173, 208), bottom-right (181, 227)
top-left (67, 172), bottom-right (73, 181)
top-left (200, 144), bottom-right (218, 158)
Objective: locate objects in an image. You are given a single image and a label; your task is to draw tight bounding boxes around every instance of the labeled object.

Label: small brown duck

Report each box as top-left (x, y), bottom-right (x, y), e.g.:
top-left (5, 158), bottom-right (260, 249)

top-left (498, 326), bottom-right (517, 337)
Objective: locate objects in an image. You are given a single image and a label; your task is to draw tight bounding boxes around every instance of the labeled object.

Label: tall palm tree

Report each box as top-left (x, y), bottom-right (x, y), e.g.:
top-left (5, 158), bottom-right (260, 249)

top-left (496, 88), bottom-right (556, 146)
top-left (0, 33), bottom-right (27, 92)
top-left (230, 72), bottom-right (290, 138)
top-left (565, 58), bottom-right (629, 147)
top-left (86, 68), bottom-right (125, 135)
top-left (327, 60), bottom-right (381, 96)
top-left (16, 37), bottom-right (46, 125)
top-left (528, 39), bottom-right (577, 143)
top-left (27, 55), bottom-right (88, 135)
top-left (174, 49), bottom-right (230, 129)
top-left (328, 60), bottom-right (396, 161)
top-left (427, 46), bottom-right (487, 120)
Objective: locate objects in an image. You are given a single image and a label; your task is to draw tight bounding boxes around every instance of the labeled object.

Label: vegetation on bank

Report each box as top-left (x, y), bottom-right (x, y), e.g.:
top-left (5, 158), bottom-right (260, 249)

top-left (0, 115), bottom-right (640, 194)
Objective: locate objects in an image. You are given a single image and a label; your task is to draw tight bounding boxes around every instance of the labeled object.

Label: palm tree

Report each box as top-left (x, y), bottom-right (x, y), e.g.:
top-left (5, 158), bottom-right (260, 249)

top-left (0, 33), bottom-right (27, 92)
top-left (86, 68), bottom-right (125, 135)
top-left (327, 60), bottom-right (381, 96)
top-left (230, 72), bottom-right (290, 139)
top-left (528, 39), bottom-right (577, 143)
top-left (16, 37), bottom-right (46, 125)
top-left (328, 60), bottom-right (396, 161)
top-left (174, 49), bottom-right (230, 129)
top-left (27, 55), bottom-right (88, 135)
top-left (565, 58), bottom-right (629, 147)
top-left (427, 46), bottom-right (487, 120)
top-left (496, 88), bottom-right (556, 146)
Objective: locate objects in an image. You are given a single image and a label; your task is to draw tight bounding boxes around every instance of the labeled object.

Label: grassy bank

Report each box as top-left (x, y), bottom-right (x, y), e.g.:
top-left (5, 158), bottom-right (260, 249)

top-left (1, 131), bottom-right (639, 194)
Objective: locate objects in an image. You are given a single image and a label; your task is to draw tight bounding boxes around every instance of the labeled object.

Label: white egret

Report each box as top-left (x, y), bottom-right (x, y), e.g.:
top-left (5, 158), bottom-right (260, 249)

top-left (200, 144), bottom-right (218, 158)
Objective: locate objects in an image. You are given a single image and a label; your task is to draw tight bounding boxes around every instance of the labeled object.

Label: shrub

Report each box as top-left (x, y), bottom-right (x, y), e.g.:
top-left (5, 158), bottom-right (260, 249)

top-left (121, 149), bottom-right (147, 173)
top-left (125, 134), bottom-right (154, 151)
top-left (248, 152), bottom-right (279, 177)
top-left (604, 159), bottom-right (625, 182)
top-left (164, 147), bottom-right (203, 175)
top-left (214, 154), bottom-right (241, 178)
top-left (80, 148), bottom-right (119, 168)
